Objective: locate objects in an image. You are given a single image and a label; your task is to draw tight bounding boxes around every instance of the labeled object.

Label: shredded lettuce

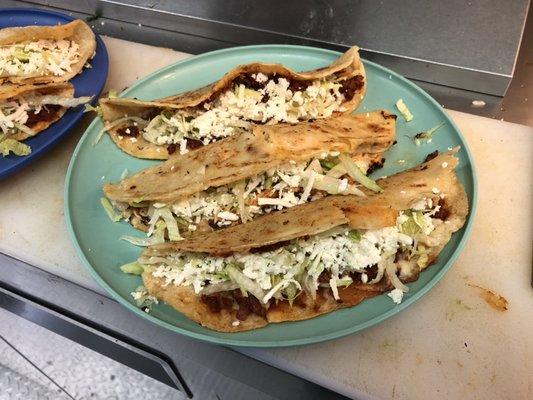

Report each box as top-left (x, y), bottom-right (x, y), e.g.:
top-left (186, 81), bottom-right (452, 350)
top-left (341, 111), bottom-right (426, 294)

top-left (414, 123), bottom-right (445, 146)
top-left (131, 285), bottom-right (158, 309)
top-left (13, 122), bottom-right (36, 138)
top-left (226, 263), bottom-right (266, 301)
top-left (347, 230), bottom-right (362, 241)
top-left (120, 168), bottom-right (129, 180)
top-left (319, 159), bottom-right (337, 171)
top-left (0, 134), bottom-right (31, 157)
top-left (121, 221), bottom-right (166, 246)
top-left (326, 163), bottom-right (347, 178)
top-left (158, 207), bottom-right (183, 241)
top-left (100, 197), bottom-right (122, 222)
top-left (27, 95), bottom-right (92, 108)
top-left (84, 103), bottom-right (103, 117)
top-left (400, 210), bottom-right (430, 235)
top-left (107, 89), bottom-right (119, 99)
top-left (339, 153), bottom-right (382, 193)
top-left (120, 261), bottom-right (144, 275)
top-left (395, 98), bottom-right (413, 122)
top-left (416, 245), bottom-right (429, 268)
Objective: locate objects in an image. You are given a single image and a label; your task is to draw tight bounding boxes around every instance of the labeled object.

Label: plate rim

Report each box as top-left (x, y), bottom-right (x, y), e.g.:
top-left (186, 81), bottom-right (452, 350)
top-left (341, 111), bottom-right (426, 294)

top-left (64, 44), bottom-right (478, 347)
top-left (0, 7), bottom-right (109, 180)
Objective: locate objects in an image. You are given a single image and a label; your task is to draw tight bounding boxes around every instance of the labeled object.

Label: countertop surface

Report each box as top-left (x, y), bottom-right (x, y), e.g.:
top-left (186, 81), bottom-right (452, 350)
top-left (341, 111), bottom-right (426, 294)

top-left (0, 36), bottom-right (532, 400)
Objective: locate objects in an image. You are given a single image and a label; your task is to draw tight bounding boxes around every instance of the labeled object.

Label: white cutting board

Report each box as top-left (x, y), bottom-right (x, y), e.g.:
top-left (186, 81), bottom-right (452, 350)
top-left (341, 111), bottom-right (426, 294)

top-left (0, 37), bottom-right (532, 400)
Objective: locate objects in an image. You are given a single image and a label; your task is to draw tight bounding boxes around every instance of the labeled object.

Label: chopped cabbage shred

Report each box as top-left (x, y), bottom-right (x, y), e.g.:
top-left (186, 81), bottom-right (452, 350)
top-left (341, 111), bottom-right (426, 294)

top-left (25, 95), bottom-right (92, 108)
top-left (142, 202), bottom-right (441, 305)
top-left (121, 221), bottom-right (166, 246)
top-left (130, 285), bottom-right (158, 309)
top-left (0, 134), bottom-right (31, 157)
top-left (339, 153), bottom-right (383, 193)
top-left (395, 98), bottom-right (413, 122)
top-left (100, 197), bottom-right (122, 222)
top-left (120, 261), bottom-right (144, 275)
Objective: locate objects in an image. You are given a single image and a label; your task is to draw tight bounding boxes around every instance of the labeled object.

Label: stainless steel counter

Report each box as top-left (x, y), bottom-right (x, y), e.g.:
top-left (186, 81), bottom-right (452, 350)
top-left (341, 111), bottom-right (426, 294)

top-left (6, 0), bottom-right (532, 125)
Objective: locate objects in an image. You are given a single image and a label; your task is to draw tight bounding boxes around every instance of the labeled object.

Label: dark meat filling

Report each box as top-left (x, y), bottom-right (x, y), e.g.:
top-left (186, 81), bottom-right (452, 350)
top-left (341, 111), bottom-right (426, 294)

top-left (166, 138), bottom-right (204, 155)
top-left (433, 198), bottom-right (450, 221)
top-left (367, 157), bottom-right (385, 175)
top-left (424, 150), bottom-right (439, 163)
top-left (339, 75), bottom-right (365, 101)
top-left (232, 73), bottom-right (274, 91)
top-left (201, 290), bottom-right (268, 321)
top-left (117, 125), bottom-right (140, 137)
top-left (233, 72), bottom-right (362, 101)
top-left (25, 104), bottom-right (62, 127)
top-left (350, 263), bottom-right (379, 283)
top-left (166, 143), bottom-right (177, 155)
top-left (250, 240), bottom-right (291, 254)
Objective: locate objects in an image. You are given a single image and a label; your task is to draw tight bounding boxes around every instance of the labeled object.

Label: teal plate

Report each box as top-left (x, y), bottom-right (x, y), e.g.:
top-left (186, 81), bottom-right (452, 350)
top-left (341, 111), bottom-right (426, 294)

top-left (65, 45), bottom-right (477, 347)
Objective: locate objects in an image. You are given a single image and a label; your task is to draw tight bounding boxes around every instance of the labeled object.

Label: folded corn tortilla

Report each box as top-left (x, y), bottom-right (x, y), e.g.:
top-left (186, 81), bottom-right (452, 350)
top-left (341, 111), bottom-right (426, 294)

top-left (99, 46), bottom-right (366, 159)
top-left (134, 150), bottom-right (468, 332)
top-left (103, 110), bottom-right (396, 237)
top-left (0, 82), bottom-right (91, 143)
top-left (0, 19), bottom-right (96, 87)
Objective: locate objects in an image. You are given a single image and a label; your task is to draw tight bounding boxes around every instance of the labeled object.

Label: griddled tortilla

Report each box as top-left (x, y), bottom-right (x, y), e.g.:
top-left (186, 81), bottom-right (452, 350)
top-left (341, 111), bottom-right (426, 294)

top-left (104, 110), bottom-right (396, 204)
top-left (0, 82), bottom-right (75, 140)
top-left (0, 19), bottom-right (95, 87)
top-left (103, 110), bottom-right (396, 237)
top-left (99, 46), bottom-right (366, 159)
top-left (139, 150), bottom-right (468, 332)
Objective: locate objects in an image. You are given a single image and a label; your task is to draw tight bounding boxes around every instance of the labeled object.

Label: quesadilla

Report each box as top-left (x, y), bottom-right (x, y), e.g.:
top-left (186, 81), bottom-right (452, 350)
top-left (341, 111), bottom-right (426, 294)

top-left (0, 82), bottom-right (92, 156)
top-left (0, 19), bottom-right (96, 87)
top-left (98, 46), bottom-right (366, 159)
top-left (103, 110), bottom-right (396, 241)
top-left (126, 150), bottom-right (468, 332)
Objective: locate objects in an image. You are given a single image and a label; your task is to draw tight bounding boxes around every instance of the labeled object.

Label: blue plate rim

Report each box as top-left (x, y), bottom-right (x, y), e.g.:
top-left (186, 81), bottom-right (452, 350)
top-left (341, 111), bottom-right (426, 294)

top-left (64, 44), bottom-right (478, 347)
top-left (0, 8), bottom-right (109, 180)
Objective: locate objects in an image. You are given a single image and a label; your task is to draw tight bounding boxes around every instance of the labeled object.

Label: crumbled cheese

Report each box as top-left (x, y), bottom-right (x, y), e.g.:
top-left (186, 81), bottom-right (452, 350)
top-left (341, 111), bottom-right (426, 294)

top-left (150, 219), bottom-right (420, 299)
top-left (432, 187), bottom-right (440, 194)
top-left (130, 157), bottom-right (366, 234)
top-left (387, 288), bottom-right (404, 304)
top-left (0, 39), bottom-right (80, 78)
top-left (442, 162), bottom-right (448, 168)
top-left (232, 320), bottom-right (241, 326)
top-left (217, 211), bottom-right (239, 221)
top-left (338, 178), bottom-right (348, 193)
top-left (140, 76), bottom-right (346, 147)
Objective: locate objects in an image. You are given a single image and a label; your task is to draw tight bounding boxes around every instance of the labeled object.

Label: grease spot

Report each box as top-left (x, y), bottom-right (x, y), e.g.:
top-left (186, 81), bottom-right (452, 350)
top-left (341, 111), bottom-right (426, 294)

top-left (468, 283), bottom-right (508, 311)
top-left (446, 299), bottom-right (472, 321)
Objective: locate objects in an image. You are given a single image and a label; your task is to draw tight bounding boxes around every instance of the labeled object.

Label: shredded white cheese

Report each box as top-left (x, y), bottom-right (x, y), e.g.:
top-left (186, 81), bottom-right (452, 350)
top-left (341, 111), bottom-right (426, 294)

top-left (0, 39), bottom-right (80, 78)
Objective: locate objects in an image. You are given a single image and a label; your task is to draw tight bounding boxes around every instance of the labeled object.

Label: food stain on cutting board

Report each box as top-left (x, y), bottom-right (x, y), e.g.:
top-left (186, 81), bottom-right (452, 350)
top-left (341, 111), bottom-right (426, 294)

top-left (445, 298), bottom-right (472, 321)
top-left (468, 283), bottom-right (509, 312)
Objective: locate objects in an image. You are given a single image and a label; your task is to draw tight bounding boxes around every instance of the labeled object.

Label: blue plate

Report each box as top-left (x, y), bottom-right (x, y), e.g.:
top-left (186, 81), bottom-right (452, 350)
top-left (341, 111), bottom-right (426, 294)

top-left (0, 8), bottom-right (108, 179)
top-left (65, 45), bottom-right (477, 347)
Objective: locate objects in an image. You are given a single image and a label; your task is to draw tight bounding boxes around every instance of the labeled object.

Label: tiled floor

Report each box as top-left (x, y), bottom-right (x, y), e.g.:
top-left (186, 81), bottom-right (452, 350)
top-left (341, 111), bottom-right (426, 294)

top-left (0, 308), bottom-right (184, 400)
